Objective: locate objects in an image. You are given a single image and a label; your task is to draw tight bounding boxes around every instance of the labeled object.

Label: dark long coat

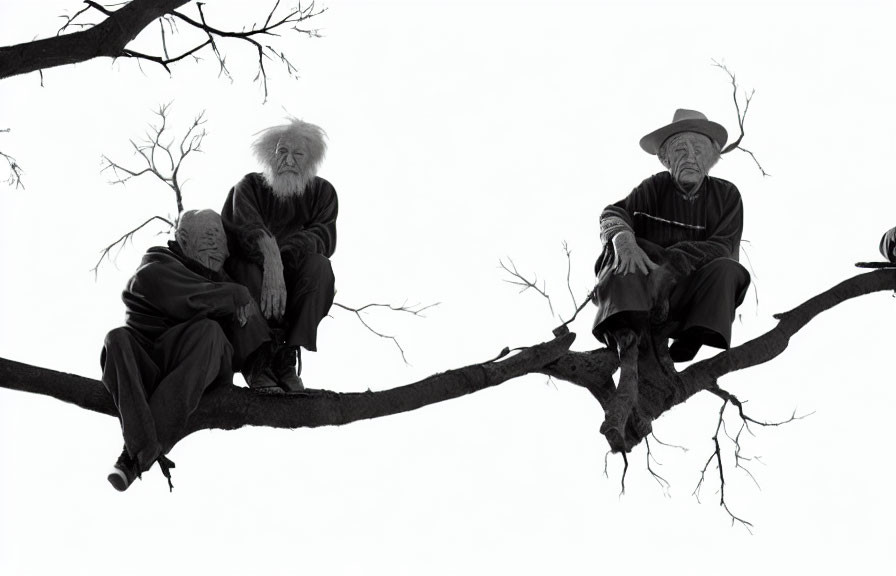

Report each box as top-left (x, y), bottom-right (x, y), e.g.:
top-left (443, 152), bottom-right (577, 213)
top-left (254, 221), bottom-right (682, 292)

top-left (101, 243), bottom-right (269, 470)
top-left (592, 171), bottom-right (750, 349)
top-left (221, 173), bottom-right (337, 351)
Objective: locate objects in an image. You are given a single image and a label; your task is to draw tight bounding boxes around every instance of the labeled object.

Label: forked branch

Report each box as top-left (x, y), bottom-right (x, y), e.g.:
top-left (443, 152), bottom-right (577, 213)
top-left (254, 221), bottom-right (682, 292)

top-left (332, 300), bottom-right (440, 365)
top-left (499, 257), bottom-right (556, 318)
top-left (712, 59), bottom-right (770, 177)
top-left (56, 1), bottom-right (326, 101)
top-left (94, 103), bottom-right (204, 274)
top-left (0, 128), bottom-right (24, 189)
top-left (101, 102), bottom-right (206, 218)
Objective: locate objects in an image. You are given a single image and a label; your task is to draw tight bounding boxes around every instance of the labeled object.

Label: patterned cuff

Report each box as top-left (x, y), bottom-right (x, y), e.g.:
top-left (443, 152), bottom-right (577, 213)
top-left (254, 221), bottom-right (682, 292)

top-left (600, 216), bottom-right (633, 245)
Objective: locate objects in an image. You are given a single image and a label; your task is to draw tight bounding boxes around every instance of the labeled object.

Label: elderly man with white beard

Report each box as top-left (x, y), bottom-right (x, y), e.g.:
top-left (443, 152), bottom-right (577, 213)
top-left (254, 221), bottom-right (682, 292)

top-left (222, 119), bottom-right (337, 392)
top-left (591, 109), bottom-right (751, 451)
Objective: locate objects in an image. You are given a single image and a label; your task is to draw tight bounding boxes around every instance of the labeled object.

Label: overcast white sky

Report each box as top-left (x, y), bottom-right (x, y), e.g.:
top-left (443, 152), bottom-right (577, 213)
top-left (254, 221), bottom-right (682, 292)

top-left (2, 0), bottom-right (896, 574)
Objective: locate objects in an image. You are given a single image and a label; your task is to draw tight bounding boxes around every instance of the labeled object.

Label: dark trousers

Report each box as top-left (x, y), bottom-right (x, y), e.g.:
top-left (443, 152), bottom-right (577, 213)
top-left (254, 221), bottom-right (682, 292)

top-left (224, 298), bottom-right (273, 371)
top-left (592, 258), bottom-right (750, 349)
top-left (226, 253), bottom-right (335, 351)
top-left (101, 319), bottom-right (232, 471)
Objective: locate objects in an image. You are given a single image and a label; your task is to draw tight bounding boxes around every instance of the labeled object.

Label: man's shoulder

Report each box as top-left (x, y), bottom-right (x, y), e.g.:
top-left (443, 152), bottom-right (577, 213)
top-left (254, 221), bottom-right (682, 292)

top-left (641, 171), bottom-right (672, 188)
top-left (133, 246), bottom-right (188, 278)
top-left (140, 246), bottom-right (179, 266)
top-left (629, 171), bottom-right (673, 195)
top-left (233, 172), bottom-right (268, 192)
top-left (311, 175), bottom-right (336, 195)
top-left (706, 175), bottom-right (742, 200)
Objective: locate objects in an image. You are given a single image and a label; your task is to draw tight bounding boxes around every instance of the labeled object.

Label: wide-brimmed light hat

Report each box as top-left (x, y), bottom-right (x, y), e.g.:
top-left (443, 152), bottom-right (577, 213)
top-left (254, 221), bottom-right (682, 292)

top-left (639, 109), bottom-right (728, 155)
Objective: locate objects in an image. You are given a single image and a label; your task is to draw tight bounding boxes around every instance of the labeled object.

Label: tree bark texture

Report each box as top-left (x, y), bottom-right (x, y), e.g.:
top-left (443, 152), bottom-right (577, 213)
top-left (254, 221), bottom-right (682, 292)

top-left (1, 270), bottom-right (894, 452)
top-left (0, 0), bottom-right (191, 80)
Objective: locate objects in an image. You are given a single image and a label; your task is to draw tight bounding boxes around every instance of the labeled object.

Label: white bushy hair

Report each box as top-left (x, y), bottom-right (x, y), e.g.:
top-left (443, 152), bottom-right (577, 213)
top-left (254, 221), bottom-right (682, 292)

top-left (252, 118), bottom-right (328, 196)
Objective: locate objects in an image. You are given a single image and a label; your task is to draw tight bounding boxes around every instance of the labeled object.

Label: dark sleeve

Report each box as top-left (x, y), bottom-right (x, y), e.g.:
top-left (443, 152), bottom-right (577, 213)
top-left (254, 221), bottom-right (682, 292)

top-left (221, 174), bottom-right (271, 265)
top-left (279, 178), bottom-right (338, 259)
top-left (128, 259), bottom-right (250, 322)
top-left (880, 227), bottom-right (896, 262)
top-left (594, 179), bottom-right (650, 274)
top-left (665, 184), bottom-right (743, 275)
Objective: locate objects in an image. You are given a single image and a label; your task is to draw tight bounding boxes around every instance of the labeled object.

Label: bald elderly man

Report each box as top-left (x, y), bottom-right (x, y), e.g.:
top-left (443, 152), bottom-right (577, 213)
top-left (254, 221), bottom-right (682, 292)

top-left (592, 109), bottom-right (751, 447)
top-left (101, 210), bottom-right (271, 491)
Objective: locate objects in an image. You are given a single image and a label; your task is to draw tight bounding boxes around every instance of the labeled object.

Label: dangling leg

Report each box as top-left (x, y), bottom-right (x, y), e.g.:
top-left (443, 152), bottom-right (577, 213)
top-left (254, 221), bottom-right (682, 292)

top-left (277, 253), bottom-right (335, 389)
top-left (600, 327), bottom-right (641, 452)
top-left (150, 319), bottom-right (233, 457)
top-left (100, 327), bottom-right (163, 482)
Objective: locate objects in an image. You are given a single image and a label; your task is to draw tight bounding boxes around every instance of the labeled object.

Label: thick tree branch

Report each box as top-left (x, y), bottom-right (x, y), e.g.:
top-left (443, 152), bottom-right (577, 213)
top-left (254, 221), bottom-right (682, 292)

top-left (1, 1), bottom-right (325, 97)
top-left (0, 0), bottom-right (191, 80)
top-left (1, 268), bottom-right (893, 515)
top-left (4, 270), bottom-right (890, 432)
top-left (684, 269), bottom-right (896, 383)
top-left (0, 332), bottom-right (577, 441)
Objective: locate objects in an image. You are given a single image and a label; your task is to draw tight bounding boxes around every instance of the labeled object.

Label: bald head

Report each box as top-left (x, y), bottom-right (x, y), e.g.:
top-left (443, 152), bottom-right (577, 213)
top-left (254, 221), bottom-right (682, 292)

top-left (175, 209), bottom-right (229, 272)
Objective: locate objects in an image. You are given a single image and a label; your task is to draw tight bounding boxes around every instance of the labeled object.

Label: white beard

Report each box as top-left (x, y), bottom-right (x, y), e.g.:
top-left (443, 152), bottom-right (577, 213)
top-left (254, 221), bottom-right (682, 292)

top-left (263, 168), bottom-right (313, 200)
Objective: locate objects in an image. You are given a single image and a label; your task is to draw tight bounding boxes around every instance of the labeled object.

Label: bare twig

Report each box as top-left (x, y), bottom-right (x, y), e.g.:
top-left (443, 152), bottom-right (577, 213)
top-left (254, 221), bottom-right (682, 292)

top-left (738, 146), bottom-right (770, 177)
top-left (91, 215), bottom-right (175, 277)
top-left (645, 437), bottom-right (672, 497)
top-left (167, 1), bottom-right (326, 101)
top-left (692, 399), bottom-right (754, 533)
top-left (101, 103), bottom-right (206, 221)
top-left (562, 241), bottom-right (577, 311)
top-left (56, 3), bottom-right (97, 35)
top-left (712, 59), bottom-right (770, 177)
top-left (649, 432), bottom-right (689, 452)
top-left (95, 103), bottom-right (205, 274)
top-left (499, 257), bottom-right (555, 318)
top-left (738, 239), bottom-right (760, 311)
top-left (0, 128), bottom-right (24, 189)
top-left (709, 386), bottom-right (814, 432)
top-left (331, 300), bottom-right (440, 365)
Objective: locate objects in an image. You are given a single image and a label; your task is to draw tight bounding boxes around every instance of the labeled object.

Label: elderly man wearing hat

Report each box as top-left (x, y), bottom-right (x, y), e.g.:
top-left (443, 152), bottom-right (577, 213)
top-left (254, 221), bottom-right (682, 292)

top-left (592, 109), bottom-right (751, 446)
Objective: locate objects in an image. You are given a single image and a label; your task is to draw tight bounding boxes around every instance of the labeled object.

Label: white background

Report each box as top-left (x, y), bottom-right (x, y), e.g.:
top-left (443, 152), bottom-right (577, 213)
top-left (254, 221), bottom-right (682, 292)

top-left (2, 0), bottom-right (895, 574)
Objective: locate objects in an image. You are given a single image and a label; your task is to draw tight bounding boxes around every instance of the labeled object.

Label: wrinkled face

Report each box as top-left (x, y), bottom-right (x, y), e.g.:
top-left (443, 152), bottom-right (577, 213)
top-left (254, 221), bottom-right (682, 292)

top-left (660, 132), bottom-right (717, 190)
top-left (178, 210), bottom-right (229, 272)
top-left (274, 138), bottom-right (307, 176)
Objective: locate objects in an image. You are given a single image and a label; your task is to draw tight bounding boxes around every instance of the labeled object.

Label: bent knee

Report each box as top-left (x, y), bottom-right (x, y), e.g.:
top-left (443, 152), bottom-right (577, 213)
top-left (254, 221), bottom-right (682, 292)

top-left (297, 254), bottom-right (335, 285)
top-left (189, 319), bottom-right (230, 349)
top-left (700, 258), bottom-right (750, 284)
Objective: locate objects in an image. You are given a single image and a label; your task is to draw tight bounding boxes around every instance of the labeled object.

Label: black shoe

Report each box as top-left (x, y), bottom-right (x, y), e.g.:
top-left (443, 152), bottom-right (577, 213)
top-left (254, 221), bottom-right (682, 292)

top-left (273, 346), bottom-right (305, 392)
top-left (669, 337), bottom-right (702, 362)
top-left (108, 446), bottom-right (139, 492)
top-left (244, 342), bottom-right (282, 391)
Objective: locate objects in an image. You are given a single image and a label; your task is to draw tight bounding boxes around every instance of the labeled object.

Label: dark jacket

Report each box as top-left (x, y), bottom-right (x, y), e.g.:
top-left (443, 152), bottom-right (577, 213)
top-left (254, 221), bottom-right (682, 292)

top-left (221, 173), bottom-right (338, 269)
top-left (595, 171), bottom-right (744, 278)
top-left (122, 242), bottom-right (250, 341)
